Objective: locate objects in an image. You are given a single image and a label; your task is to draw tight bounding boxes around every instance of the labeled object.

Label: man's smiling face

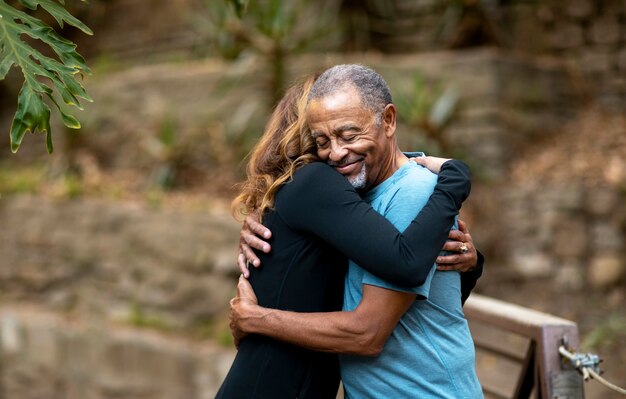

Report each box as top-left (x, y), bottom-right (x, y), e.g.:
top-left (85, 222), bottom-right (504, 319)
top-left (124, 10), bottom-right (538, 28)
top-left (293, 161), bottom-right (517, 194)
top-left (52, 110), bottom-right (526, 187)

top-left (307, 86), bottom-right (395, 192)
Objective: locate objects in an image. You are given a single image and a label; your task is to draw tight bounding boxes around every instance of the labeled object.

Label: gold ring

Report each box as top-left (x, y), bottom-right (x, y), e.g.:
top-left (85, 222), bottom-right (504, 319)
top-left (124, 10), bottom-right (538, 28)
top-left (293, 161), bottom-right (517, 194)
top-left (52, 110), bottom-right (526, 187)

top-left (459, 243), bottom-right (469, 253)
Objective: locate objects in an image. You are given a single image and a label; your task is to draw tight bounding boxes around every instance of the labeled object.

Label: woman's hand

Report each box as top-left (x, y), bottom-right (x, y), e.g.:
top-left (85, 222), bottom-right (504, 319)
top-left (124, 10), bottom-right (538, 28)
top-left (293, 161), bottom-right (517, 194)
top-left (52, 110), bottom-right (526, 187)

top-left (411, 155), bottom-right (451, 174)
top-left (436, 220), bottom-right (478, 272)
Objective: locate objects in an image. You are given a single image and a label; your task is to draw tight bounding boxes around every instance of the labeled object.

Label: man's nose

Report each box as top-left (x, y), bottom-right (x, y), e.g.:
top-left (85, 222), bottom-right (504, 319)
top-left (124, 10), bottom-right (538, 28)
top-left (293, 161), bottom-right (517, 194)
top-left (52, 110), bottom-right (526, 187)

top-left (328, 140), bottom-right (348, 162)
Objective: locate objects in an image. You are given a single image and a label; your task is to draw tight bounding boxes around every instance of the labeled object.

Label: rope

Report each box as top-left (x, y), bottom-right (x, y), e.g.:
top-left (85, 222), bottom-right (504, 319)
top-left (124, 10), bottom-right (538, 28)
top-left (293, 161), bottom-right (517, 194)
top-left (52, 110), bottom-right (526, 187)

top-left (587, 368), bottom-right (626, 395)
top-left (559, 345), bottom-right (626, 395)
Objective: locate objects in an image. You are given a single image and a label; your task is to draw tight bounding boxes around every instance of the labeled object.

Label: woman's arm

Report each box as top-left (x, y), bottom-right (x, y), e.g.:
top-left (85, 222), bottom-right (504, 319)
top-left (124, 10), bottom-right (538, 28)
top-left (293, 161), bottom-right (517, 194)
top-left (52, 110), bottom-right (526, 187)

top-left (274, 160), bottom-right (471, 287)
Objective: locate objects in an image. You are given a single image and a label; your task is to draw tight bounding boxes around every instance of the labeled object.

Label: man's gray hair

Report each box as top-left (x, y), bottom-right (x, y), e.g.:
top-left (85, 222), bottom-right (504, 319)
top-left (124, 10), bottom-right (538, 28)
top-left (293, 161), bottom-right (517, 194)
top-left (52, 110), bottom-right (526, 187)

top-left (307, 64), bottom-right (392, 125)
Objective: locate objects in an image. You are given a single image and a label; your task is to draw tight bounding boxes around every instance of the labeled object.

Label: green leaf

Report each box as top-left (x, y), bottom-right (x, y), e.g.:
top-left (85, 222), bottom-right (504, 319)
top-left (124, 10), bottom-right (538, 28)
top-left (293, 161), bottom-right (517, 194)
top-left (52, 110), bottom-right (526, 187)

top-left (35, 0), bottom-right (93, 35)
top-left (10, 86), bottom-right (51, 152)
top-left (0, 0), bottom-right (92, 153)
top-left (60, 111), bottom-right (80, 129)
top-left (46, 92), bottom-right (81, 129)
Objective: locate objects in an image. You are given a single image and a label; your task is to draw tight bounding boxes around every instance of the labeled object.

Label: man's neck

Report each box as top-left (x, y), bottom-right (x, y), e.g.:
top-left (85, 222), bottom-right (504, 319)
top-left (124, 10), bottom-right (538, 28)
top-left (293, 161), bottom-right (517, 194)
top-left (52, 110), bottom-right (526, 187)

top-left (381, 147), bottom-right (409, 182)
top-left (393, 147), bottom-right (410, 169)
top-left (359, 147), bottom-right (408, 194)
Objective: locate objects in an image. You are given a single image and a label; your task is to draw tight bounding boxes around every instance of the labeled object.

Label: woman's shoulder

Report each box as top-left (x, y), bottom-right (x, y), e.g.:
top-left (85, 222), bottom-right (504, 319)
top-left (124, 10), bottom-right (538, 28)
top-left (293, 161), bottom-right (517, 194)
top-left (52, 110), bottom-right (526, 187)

top-left (289, 162), bottom-right (340, 185)
top-left (278, 162), bottom-right (348, 201)
top-left (293, 161), bottom-right (334, 176)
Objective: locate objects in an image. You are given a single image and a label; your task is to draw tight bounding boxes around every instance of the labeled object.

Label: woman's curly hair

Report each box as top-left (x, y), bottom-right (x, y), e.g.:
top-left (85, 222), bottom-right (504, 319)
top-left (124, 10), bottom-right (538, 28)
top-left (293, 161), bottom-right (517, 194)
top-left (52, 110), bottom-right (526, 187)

top-left (231, 75), bottom-right (319, 220)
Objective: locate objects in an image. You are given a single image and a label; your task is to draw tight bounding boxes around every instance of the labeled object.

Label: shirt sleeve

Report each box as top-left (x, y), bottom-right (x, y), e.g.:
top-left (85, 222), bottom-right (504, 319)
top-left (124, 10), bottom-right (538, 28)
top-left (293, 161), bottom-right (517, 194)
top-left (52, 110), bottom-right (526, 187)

top-left (275, 160), bottom-right (471, 288)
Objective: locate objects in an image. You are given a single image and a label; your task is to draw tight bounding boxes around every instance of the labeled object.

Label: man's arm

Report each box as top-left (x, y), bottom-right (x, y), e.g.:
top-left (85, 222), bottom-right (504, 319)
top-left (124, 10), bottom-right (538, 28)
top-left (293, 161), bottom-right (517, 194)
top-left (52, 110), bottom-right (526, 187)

top-left (230, 276), bottom-right (414, 356)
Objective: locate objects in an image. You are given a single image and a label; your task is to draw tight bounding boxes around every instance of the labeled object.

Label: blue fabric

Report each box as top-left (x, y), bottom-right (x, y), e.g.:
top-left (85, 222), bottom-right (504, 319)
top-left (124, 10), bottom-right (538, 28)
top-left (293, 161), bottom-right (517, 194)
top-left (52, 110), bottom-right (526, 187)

top-left (339, 161), bottom-right (483, 399)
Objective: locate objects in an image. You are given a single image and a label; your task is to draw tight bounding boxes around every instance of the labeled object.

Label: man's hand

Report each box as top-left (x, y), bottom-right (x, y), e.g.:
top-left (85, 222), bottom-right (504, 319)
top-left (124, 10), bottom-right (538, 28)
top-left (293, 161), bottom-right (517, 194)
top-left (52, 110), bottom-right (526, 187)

top-left (238, 213), bottom-right (273, 278)
top-left (229, 275), bottom-right (261, 347)
top-left (411, 155), bottom-right (451, 174)
top-left (436, 219), bottom-right (477, 272)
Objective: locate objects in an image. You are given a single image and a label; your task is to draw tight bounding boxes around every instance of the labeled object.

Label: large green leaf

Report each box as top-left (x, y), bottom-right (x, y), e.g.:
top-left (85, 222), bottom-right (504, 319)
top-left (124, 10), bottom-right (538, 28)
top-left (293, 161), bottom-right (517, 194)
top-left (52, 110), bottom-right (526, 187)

top-left (0, 0), bottom-right (92, 153)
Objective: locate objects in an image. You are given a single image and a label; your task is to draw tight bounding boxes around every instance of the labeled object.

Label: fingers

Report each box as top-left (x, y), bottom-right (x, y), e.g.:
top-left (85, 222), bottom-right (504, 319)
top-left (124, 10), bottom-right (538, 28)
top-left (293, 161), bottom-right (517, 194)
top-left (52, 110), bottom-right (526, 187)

top-left (241, 218), bottom-right (271, 252)
top-left (242, 232), bottom-right (271, 254)
top-left (447, 229), bottom-right (466, 242)
top-left (411, 157), bottom-right (427, 167)
top-left (439, 220), bottom-right (477, 272)
top-left (412, 156), bottom-right (451, 174)
top-left (457, 219), bottom-right (469, 234)
top-left (240, 240), bottom-right (262, 268)
top-left (238, 251), bottom-right (250, 278)
top-left (437, 255), bottom-right (474, 273)
top-left (245, 215), bottom-right (272, 240)
top-left (236, 274), bottom-right (247, 295)
top-left (241, 217), bottom-right (271, 262)
top-left (447, 227), bottom-right (472, 244)
top-left (437, 253), bottom-right (464, 266)
top-left (239, 215), bottom-right (269, 270)
top-left (441, 240), bottom-right (471, 254)
top-left (237, 275), bottom-right (258, 302)
top-left (436, 255), bottom-right (474, 272)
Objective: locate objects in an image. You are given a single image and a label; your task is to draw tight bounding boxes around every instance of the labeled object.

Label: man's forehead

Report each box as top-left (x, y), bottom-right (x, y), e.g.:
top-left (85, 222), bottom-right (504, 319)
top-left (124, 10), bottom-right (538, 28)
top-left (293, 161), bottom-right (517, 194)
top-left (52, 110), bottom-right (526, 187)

top-left (307, 107), bottom-right (373, 135)
top-left (306, 93), bottom-right (373, 126)
top-left (310, 86), bottom-right (360, 109)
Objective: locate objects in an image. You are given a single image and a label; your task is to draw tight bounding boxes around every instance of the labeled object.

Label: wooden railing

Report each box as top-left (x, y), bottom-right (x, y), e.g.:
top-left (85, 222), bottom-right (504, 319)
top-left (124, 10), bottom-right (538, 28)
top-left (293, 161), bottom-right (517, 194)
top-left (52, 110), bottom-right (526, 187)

top-left (465, 294), bottom-right (585, 399)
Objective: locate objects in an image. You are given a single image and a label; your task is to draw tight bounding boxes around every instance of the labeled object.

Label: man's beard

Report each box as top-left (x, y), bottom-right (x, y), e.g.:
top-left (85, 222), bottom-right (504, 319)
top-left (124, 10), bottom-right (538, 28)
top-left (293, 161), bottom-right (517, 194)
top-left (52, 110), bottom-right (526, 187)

top-left (347, 162), bottom-right (367, 190)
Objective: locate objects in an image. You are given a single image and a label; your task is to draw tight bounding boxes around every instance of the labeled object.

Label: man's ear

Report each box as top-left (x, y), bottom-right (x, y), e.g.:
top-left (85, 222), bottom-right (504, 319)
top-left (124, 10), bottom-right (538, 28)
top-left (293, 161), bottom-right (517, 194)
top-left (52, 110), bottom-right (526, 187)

top-left (383, 104), bottom-right (397, 138)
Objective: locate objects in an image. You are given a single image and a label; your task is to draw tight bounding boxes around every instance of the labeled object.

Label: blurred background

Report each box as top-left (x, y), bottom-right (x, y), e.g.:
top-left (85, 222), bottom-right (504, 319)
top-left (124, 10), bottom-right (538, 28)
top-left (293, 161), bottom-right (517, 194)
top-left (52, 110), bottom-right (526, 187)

top-left (0, 0), bottom-right (624, 398)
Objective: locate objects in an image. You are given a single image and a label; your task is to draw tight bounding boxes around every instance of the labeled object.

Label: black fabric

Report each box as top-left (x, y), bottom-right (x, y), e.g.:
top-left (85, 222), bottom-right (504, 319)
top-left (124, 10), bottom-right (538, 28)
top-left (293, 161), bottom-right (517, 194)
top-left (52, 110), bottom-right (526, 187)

top-left (461, 250), bottom-right (484, 305)
top-left (216, 160), bottom-right (478, 399)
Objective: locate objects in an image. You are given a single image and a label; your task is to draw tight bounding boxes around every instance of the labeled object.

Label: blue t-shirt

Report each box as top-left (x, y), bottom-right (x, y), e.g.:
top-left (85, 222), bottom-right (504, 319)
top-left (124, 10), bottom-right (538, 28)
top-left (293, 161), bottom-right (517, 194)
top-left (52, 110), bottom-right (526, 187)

top-left (339, 161), bottom-right (483, 399)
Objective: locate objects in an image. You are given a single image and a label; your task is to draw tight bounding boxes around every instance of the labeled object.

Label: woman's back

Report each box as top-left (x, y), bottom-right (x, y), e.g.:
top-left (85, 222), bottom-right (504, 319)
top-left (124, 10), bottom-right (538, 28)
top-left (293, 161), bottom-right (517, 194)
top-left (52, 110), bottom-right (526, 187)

top-left (249, 207), bottom-right (346, 313)
top-left (216, 164), bottom-right (347, 399)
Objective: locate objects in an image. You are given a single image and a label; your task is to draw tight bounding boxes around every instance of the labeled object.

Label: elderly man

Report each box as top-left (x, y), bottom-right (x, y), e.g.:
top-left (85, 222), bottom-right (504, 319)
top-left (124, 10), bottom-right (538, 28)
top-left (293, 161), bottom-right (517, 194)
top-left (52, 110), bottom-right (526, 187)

top-left (232, 64), bottom-right (483, 398)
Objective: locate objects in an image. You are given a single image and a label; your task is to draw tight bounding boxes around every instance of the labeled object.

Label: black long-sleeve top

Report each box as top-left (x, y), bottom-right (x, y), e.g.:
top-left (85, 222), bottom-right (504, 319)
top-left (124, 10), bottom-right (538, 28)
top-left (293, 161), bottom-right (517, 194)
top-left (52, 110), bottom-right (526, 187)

top-left (217, 160), bottom-right (482, 399)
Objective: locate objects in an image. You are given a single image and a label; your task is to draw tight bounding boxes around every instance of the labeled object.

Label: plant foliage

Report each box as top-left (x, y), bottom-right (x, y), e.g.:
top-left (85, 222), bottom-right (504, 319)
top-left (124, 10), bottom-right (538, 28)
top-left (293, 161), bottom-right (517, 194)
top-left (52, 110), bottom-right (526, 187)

top-left (0, 0), bottom-right (92, 153)
top-left (394, 71), bottom-right (460, 154)
top-left (201, 0), bottom-right (340, 102)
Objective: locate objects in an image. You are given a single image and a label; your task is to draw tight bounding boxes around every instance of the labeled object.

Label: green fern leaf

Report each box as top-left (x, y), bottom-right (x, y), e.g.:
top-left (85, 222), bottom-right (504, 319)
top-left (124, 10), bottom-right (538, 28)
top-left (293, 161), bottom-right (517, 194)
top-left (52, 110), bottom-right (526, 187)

top-left (0, 0), bottom-right (92, 153)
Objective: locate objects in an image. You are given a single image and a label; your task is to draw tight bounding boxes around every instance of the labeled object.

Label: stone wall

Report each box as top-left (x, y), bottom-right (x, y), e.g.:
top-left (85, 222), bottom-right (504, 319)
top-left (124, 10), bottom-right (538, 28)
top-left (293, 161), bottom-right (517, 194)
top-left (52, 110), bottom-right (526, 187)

top-left (369, 50), bottom-right (582, 177)
top-left (355, 0), bottom-right (626, 109)
top-left (506, 0), bottom-right (626, 109)
top-left (0, 305), bottom-right (235, 399)
top-left (503, 108), bottom-right (626, 290)
top-left (0, 196), bottom-right (241, 330)
top-left (504, 183), bottom-right (626, 289)
top-left (0, 195), bottom-right (241, 398)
